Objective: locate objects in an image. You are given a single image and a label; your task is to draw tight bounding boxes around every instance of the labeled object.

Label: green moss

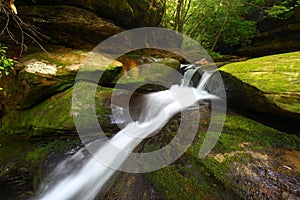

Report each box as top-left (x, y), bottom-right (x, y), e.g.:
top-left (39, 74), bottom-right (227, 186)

top-left (187, 114), bottom-right (300, 190)
top-left (1, 81), bottom-right (114, 135)
top-left (220, 51), bottom-right (300, 93)
top-left (143, 115), bottom-right (237, 199)
top-left (146, 114), bottom-right (300, 199)
top-left (24, 138), bottom-right (81, 190)
top-left (146, 164), bottom-right (235, 200)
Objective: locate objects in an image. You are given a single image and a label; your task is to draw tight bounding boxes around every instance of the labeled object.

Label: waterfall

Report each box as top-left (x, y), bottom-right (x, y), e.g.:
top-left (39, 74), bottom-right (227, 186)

top-left (32, 65), bottom-right (218, 200)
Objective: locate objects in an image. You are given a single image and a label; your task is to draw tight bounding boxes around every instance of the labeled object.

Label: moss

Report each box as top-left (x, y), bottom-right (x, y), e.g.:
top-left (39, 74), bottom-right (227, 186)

top-left (145, 164), bottom-right (235, 200)
top-left (24, 138), bottom-right (81, 190)
top-left (190, 114), bottom-right (300, 191)
top-left (146, 114), bottom-right (300, 199)
top-left (143, 115), bottom-right (237, 199)
top-left (1, 81), bottom-right (114, 135)
top-left (220, 51), bottom-right (300, 93)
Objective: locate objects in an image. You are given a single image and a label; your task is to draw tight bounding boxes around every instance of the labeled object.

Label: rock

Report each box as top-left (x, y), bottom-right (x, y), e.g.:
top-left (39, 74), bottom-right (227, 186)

top-left (114, 57), bottom-right (181, 91)
top-left (219, 7), bottom-right (300, 57)
top-left (202, 115), bottom-right (300, 199)
top-left (219, 52), bottom-right (300, 120)
top-left (15, 0), bottom-right (165, 29)
top-left (0, 134), bottom-right (81, 199)
top-left (144, 114), bottom-right (300, 199)
top-left (0, 81), bottom-right (116, 135)
top-left (17, 5), bottom-right (123, 48)
top-left (0, 48), bottom-right (122, 110)
top-left (236, 22), bottom-right (300, 57)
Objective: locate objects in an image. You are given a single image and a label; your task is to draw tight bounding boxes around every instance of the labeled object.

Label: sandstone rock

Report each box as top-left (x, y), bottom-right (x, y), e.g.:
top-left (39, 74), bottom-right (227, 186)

top-left (18, 5), bottom-right (124, 48)
top-left (0, 49), bottom-right (122, 110)
top-left (15, 0), bottom-right (165, 29)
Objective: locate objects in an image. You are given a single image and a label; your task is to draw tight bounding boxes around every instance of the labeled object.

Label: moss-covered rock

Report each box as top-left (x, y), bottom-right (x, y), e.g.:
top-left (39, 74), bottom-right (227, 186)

top-left (200, 115), bottom-right (300, 199)
top-left (0, 134), bottom-right (81, 199)
top-left (0, 49), bottom-right (122, 110)
top-left (0, 81), bottom-right (115, 135)
top-left (219, 52), bottom-right (300, 118)
top-left (144, 114), bottom-right (300, 199)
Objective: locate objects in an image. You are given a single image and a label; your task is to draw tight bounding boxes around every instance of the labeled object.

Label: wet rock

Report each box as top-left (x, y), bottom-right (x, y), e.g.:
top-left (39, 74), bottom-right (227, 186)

top-left (143, 114), bottom-right (300, 199)
top-left (0, 134), bottom-right (81, 199)
top-left (114, 57), bottom-right (181, 91)
top-left (201, 115), bottom-right (300, 199)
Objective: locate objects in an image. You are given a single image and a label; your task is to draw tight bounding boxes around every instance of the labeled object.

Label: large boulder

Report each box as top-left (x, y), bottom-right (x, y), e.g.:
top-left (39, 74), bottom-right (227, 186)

top-left (15, 0), bottom-right (165, 29)
top-left (0, 48), bottom-right (123, 110)
top-left (219, 52), bottom-right (300, 121)
top-left (17, 5), bottom-right (124, 48)
top-left (0, 81), bottom-right (115, 135)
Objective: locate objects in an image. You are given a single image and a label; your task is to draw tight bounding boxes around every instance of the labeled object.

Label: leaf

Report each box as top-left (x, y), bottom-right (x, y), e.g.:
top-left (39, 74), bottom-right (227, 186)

top-left (10, 0), bottom-right (18, 15)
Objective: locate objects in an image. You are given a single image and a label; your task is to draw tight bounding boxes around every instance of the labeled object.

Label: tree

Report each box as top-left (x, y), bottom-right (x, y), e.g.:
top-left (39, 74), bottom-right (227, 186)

top-left (161, 0), bottom-right (299, 51)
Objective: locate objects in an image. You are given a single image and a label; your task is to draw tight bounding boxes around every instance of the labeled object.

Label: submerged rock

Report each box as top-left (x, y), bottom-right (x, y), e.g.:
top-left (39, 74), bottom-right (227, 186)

top-left (219, 52), bottom-right (300, 120)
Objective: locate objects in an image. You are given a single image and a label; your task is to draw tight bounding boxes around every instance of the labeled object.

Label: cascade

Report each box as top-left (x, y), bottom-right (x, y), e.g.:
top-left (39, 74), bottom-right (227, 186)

top-left (32, 65), bottom-right (218, 200)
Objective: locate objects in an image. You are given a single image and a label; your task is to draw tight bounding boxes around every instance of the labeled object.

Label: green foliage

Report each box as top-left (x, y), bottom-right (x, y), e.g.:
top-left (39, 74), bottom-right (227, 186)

top-left (0, 44), bottom-right (16, 90)
top-left (161, 0), bottom-right (299, 51)
top-left (0, 44), bottom-right (15, 76)
top-left (264, 0), bottom-right (300, 19)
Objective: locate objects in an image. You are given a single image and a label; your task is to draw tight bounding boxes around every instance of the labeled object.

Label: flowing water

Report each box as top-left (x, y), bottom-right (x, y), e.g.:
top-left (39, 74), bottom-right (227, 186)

top-left (32, 66), bottom-right (218, 200)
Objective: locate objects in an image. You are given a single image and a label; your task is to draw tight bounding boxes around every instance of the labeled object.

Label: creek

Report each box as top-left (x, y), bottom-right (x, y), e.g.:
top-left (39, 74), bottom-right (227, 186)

top-left (30, 66), bottom-right (219, 200)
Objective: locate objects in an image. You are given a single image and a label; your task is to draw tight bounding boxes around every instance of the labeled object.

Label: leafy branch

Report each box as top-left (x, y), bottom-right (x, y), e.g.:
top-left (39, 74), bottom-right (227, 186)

top-left (0, 43), bottom-right (16, 90)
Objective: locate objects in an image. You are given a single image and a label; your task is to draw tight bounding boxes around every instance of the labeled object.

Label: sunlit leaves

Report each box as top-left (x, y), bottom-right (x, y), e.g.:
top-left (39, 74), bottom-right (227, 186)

top-left (0, 44), bottom-right (15, 77)
top-left (162, 0), bottom-right (297, 50)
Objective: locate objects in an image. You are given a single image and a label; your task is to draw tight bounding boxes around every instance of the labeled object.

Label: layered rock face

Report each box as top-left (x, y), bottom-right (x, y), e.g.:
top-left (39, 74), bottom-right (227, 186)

top-left (15, 0), bottom-right (165, 28)
top-left (13, 0), bottom-right (165, 48)
top-left (237, 7), bottom-right (300, 57)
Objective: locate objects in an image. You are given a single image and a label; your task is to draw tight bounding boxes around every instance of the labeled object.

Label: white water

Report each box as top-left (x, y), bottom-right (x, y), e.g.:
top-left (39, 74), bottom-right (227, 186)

top-left (33, 67), bottom-right (218, 200)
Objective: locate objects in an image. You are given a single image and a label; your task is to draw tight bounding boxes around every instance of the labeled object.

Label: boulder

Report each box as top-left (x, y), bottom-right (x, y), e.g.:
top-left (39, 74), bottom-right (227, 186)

top-left (15, 0), bottom-right (165, 29)
top-left (0, 48), bottom-right (122, 110)
top-left (114, 57), bottom-right (181, 91)
top-left (18, 5), bottom-right (124, 48)
top-left (219, 52), bottom-right (300, 120)
top-left (0, 81), bottom-right (115, 135)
